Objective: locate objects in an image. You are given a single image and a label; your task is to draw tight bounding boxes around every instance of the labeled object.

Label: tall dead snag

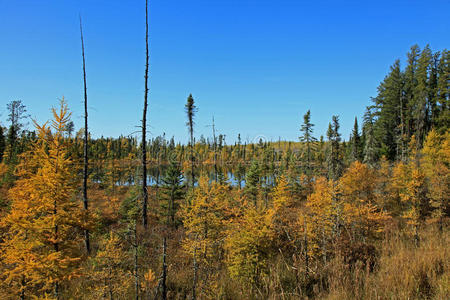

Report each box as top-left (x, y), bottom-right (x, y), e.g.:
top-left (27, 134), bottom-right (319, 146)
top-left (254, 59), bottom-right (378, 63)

top-left (161, 237), bottom-right (167, 300)
top-left (142, 0), bottom-right (150, 228)
top-left (80, 15), bottom-right (91, 254)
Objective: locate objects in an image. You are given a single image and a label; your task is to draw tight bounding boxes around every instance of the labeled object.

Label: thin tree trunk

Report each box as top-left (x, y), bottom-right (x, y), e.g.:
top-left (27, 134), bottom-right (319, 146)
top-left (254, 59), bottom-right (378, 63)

top-left (79, 15), bottom-right (91, 254)
top-left (142, 0), bottom-right (150, 228)
top-left (192, 245), bottom-right (197, 300)
top-left (162, 237), bottom-right (167, 300)
top-left (304, 219), bottom-right (309, 278)
top-left (212, 116), bottom-right (217, 182)
top-left (134, 222), bottom-right (139, 300)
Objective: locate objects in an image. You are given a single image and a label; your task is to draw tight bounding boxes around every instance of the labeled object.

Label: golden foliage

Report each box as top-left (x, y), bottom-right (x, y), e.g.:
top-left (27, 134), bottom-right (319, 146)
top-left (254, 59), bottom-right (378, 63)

top-left (0, 99), bottom-right (83, 298)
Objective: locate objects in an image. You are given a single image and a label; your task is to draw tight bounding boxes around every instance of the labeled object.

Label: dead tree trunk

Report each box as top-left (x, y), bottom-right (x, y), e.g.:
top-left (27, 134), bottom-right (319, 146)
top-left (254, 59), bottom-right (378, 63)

top-left (79, 15), bottom-right (91, 254)
top-left (142, 0), bottom-right (150, 228)
top-left (161, 237), bottom-right (167, 300)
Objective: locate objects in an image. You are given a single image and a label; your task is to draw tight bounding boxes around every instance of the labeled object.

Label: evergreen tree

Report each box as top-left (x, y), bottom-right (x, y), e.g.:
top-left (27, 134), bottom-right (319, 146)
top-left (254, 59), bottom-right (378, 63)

top-left (244, 160), bottom-right (261, 206)
top-left (435, 49), bottom-right (449, 133)
top-left (160, 159), bottom-right (185, 228)
top-left (0, 126), bottom-right (5, 163)
top-left (6, 100), bottom-right (28, 161)
top-left (363, 108), bottom-right (378, 167)
top-left (372, 60), bottom-right (404, 160)
top-left (300, 110), bottom-right (317, 176)
top-left (349, 117), bottom-right (362, 162)
top-left (404, 45), bottom-right (420, 139)
top-left (326, 115), bottom-right (342, 181)
top-left (413, 45), bottom-right (432, 147)
top-left (185, 94), bottom-right (197, 188)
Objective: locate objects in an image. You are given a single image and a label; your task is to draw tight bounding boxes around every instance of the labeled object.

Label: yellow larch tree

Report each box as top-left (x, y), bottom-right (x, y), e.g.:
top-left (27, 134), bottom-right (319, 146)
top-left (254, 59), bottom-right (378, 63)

top-left (86, 231), bottom-right (133, 299)
top-left (224, 206), bottom-right (275, 290)
top-left (340, 161), bottom-right (390, 242)
top-left (300, 177), bottom-right (336, 263)
top-left (0, 100), bottom-right (84, 299)
top-left (421, 129), bottom-right (449, 231)
top-left (267, 174), bottom-right (297, 251)
top-left (181, 175), bottom-right (228, 296)
top-left (390, 138), bottom-right (428, 245)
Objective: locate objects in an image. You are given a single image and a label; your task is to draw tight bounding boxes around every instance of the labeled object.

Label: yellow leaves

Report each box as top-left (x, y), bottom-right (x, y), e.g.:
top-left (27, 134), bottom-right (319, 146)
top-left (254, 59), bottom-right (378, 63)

top-left (270, 175), bottom-right (291, 212)
top-left (0, 162), bottom-right (7, 178)
top-left (182, 175), bottom-right (228, 262)
top-left (340, 161), bottom-right (377, 204)
top-left (51, 97), bottom-right (72, 134)
top-left (0, 100), bottom-right (83, 297)
top-left (421, 129), bottom-right (449, 226)
top-left (143, 269), bottom-right (158, 289)
top-left (224, 207), bottom-right (274, 286)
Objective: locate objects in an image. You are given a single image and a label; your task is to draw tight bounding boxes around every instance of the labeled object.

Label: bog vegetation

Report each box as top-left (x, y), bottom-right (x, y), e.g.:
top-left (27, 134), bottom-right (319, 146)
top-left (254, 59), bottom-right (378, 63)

top-left (0, 32), bottom-right (449, 300)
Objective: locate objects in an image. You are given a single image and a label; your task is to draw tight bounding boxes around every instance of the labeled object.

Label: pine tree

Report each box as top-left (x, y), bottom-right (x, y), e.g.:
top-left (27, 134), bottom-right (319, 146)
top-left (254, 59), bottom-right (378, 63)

top-left (244, 160), bottom-right (260, 206)
top-left (185, 94), bottom-right (197, 188)
top-left (6, 100), bottom-right (28, 162)
top-left (159, 159), bottom-right (185, 228)
top-left (349, 117), bottom-right (362, 162)
top-left (404, 45), bottom-right (420, 139)
top-left (363, 107), bottom-right (378, 167)
top-left (413, 45), bottom-right (432, 146)
top-left (0, 126), bottom-right (5, 163)
top-left (300, 110), bottom-right (317, 177)
top-left (326, 115), bottom-right (342, 181)
top-left (435, 49), bottom-right (449, 133)
top-left (372, 60), bottom-right (404, 160)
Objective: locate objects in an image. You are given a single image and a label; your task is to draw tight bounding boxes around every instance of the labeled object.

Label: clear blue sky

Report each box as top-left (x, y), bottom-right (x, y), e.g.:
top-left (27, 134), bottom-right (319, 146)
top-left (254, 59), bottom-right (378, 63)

top-left (1, 0), bottom-right (449, 144)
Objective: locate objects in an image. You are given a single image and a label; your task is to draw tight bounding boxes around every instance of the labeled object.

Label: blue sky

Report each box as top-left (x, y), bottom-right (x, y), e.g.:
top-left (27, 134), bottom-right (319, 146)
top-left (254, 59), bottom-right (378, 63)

top-left (1, 0), bottom-right (449, 143)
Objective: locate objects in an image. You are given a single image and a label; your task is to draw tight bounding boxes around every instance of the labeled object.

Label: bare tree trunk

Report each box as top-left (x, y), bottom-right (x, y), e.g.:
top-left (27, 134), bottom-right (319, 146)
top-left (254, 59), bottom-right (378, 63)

top-left (20, 277), bottom-right (25, 300)
top-left (134, 222), bottom-right (140, 300)
top-left (192, 246), bottom-right (197, 300)
top-left (79, 15), bottom-right (91, 254)
top-left (162, 237), bottom-right (167, 300)
top-left (212, 116), bottom-right (217, 182)
top-left (142, 0), bottom-right (150, 228)
top-left (304, 219), bottom-right (309, 278)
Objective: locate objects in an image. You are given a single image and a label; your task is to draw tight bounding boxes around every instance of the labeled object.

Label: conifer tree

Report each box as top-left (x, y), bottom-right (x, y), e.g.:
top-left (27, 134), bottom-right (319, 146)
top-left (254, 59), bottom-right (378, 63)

top-left (0, 126), bottom-right (5, 162)
top-left (326, 115), bottom-right (342, 180)
top-left (300, 110), bottom-right (316, 176)
top-left (244, 160), bottom-right (260, 206)
top-left (413, 45), bottom-right (432, 146)
top-left (421, 129), bottom-right (449, 232)
top-left (363, 108), bottom-right (378, 167)
top-left (6, 100), bottom-right (28, 162)
top-left (160, 159), bottom-right (185, 227)
top-left (224, 207), bottom-right (274, 290)
top-left (87, 232), bottom-right (133, 299)
top-left (404, 45), bottom-right (420, 139)
top-left (0, 100), bottom-right (83, 299)
top-left (435, 49), bottom-right (450, 133)
top-left (185, 94), bottom-right (197, 188)
top-left (372, 60), bottom-right (404, 160)
top-left (349, 117), bottom-right (362, 162)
